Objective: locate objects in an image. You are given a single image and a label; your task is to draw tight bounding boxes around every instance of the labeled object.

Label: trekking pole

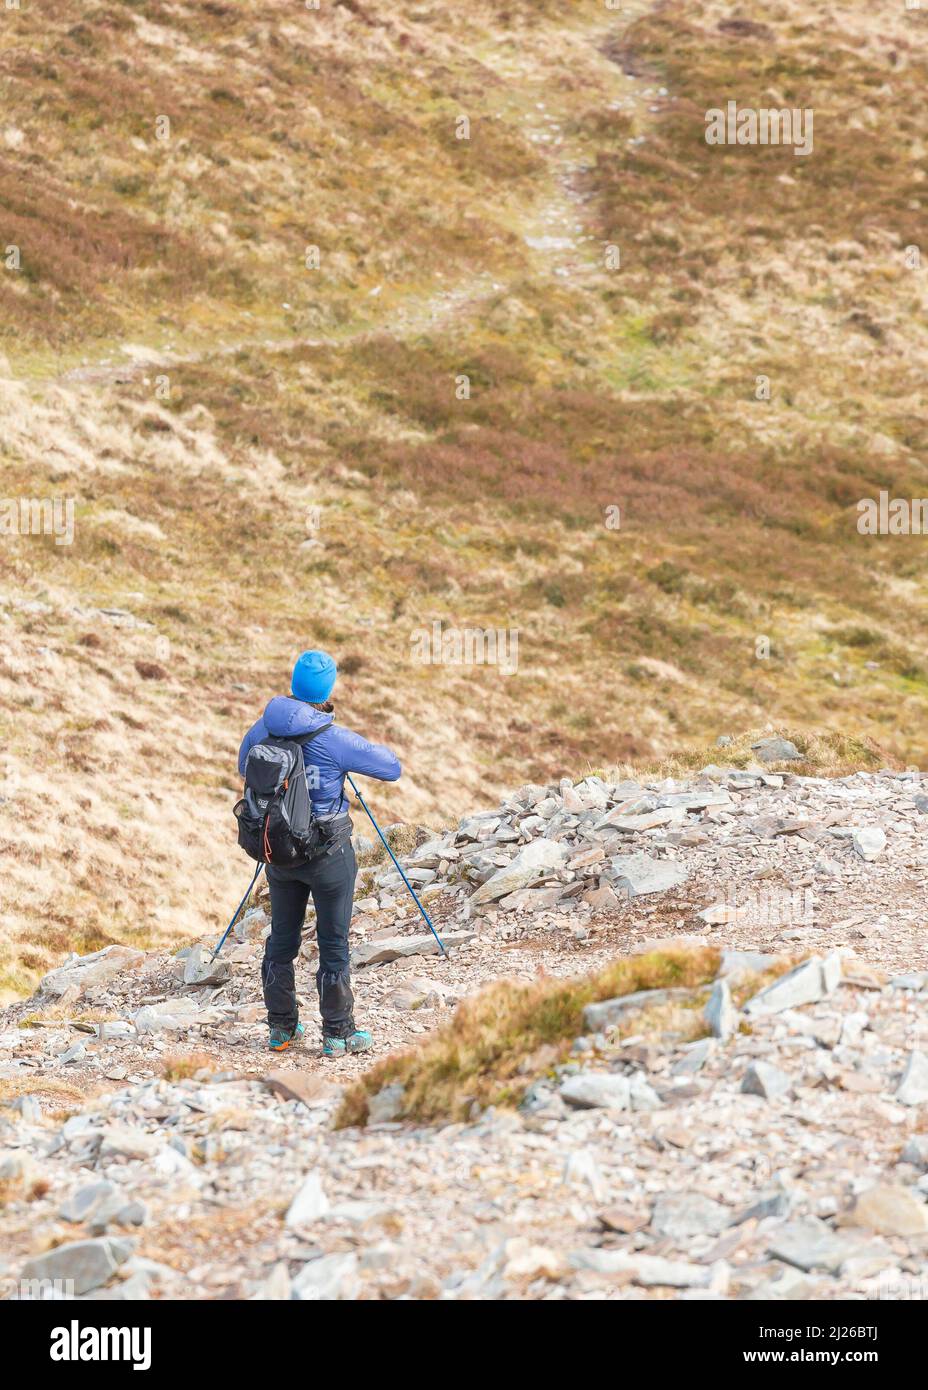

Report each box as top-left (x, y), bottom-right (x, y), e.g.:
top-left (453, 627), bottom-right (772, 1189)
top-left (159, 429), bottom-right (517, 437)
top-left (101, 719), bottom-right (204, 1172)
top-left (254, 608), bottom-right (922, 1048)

top-left (346, 772), bottom-right (446, 955)
top-left (211, 860), bottom-right (265, 960)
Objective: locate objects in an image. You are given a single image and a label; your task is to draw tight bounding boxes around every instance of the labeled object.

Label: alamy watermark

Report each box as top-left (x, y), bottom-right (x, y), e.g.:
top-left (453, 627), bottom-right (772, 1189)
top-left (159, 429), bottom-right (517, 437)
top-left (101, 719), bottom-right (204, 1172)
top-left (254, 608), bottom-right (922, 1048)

top-left (410, 620), bottom-right (519, 675)
top-left (705, 100), bottom-right (813, 157)
top-left (711, 882), bottom-right (815, 928)
top-left (0, 497), bottom-right (75, 546)
top-left (49, 1319), bottom-right (151, 1370)
top-left (857, 492), bottom-right (928, 535)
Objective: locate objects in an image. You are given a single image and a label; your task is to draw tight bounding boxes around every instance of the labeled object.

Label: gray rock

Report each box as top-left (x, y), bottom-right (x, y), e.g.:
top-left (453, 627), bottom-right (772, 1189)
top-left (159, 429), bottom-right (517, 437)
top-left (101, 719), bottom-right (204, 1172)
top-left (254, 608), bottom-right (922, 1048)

top-left (846, 1183), bottom-right (928, 1237)
top-left (563, 1148), bottom-right (607, 1200)
top-left (292, 1251), bottom-right (359, 1301)
top-left (751, 737), bottom-right (801, 762)
top-left (571, 1248), bottom-right (716, 1288)
top-left (745, 1265), bottom-right (817, 1300)
top-left (914, 794), bottom-right (928, 814)
top-left (560, 1072), bottom-right (631, 1111)
top-left (457, 813), bottom-right (502, 841)
top-left (601, 809), bottom-right (680, 833)
top-left (81, 1271), bottom-right (152, 1301)
top-left (285, 1174), bottom-right (330, 1228)
top-left (182, 943), bottom-right (231, 987)
top-left (900, 1135), bottom-right (928, 1169)
top-left (21, 1237), bottom-right (130, 1296)
top-left (253, 1261), bottom-right (291, 1300)
top-left (39, 945), bottom-right (145, 999)
top-left (651, 1192), bottom-right (731, 1241)
top-left (88, 1195), bottom-right (147, 1234)
top-left (734, 1190), bottom-right (793, 1225)
top-left (582, 987), bottom-right (683, 1033)
top-left (235, 906), bottom-right (269, 942)
top-left (498, 885), bottom-right (568, 912)
top-left (629, 1071), bottom-right (662, 1111)
top-left (100, 1123), bottom-right (161, 1159)
top-left (768, 1217), bottom-right (871, 1274)
top-left (852, 826), bottom-right (886, 861)
top-left (351, 930), bottom-right (475, 967)
top-left (704, 978), bottom-right (738, 1040)
top-left (59, 1181), bottom-right (116, 1223)
top-left (743, 953), bottom-right (840, 1017)
top-left (672, 1037), bottom-right (716, 1076)
top-left (742, 1060), bottom-right (792, 1100)
top-left (582, 880), bottom-right (621, 910)
top-left (889, 972), bottom-right (928, 992)
top-left (657, 791), bottom-right (733, 811)
top-left (368, 1084), bottom-right (405, 1125)
top-left (469, 838), bottom-right (569, 905)
top-left (605, 852), bottom-right (688, 899)
top-left (719, 949), bottom-right (780, 979)
top-left (132, 997), bottom-right (205, 1034)
top-left (896, 1051), bottom-right (928, 1106)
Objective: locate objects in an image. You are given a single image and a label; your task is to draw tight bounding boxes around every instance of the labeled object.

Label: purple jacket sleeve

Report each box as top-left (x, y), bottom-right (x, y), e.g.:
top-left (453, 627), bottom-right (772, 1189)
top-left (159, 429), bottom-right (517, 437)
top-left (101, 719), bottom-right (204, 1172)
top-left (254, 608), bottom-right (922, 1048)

top-left (331, 725), bottom-right (401, 782)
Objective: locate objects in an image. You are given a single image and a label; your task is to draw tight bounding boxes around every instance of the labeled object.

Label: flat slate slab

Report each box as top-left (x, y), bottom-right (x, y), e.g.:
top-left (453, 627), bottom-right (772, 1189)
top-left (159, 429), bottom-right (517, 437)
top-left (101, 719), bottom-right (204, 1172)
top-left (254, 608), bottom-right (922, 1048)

top-left (604, 852), bottom-right (688, 899)
top-left (351, 930), bottom-right (475, 967)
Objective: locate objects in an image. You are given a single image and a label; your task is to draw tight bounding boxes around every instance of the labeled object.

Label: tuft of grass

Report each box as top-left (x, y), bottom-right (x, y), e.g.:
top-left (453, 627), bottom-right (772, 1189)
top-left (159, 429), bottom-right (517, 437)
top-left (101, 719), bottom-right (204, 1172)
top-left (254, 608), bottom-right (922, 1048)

top-left (336, 946), bottom-right (721, 1127)
top-left (0, 1076), bottom-right (84, 1104)
top-left (625, 726), bottom-right (897, 781)
top-left (161, 1051), bottom-right (216, 1082)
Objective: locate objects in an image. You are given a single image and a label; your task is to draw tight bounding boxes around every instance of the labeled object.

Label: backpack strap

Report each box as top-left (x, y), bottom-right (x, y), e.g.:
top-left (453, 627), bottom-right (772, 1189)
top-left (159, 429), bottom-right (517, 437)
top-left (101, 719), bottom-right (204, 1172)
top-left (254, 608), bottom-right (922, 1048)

top-left (292, 720), bottom-right (334, 745)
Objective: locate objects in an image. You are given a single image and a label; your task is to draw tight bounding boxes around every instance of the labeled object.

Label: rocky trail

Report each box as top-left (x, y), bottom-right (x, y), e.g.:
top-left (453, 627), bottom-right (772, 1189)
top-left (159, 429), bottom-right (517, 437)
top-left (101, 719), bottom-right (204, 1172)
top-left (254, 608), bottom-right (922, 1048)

top-left (2, 750), bottom-right (928, 1300)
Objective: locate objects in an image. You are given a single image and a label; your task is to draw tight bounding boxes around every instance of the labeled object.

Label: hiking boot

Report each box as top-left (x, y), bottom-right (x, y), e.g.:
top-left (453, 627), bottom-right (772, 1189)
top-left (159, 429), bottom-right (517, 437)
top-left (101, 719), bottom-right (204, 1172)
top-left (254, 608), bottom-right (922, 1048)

top-left (269, 1022), bottom-right (304, 1052)
top-left (322, 1029), bottom-right (373, 1058)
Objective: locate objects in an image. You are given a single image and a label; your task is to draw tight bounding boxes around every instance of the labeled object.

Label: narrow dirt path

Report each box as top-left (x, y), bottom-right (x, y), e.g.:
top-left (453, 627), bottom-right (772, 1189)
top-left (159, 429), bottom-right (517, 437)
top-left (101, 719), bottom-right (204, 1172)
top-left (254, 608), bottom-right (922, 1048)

top-left (48, 7), bottom-right (652, 391)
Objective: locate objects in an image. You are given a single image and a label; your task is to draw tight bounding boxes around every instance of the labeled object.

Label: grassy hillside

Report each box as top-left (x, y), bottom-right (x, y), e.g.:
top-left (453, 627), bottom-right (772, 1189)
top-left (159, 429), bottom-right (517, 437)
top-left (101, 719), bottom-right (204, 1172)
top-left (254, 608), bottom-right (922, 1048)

top-left (1, 0), bottom-right (926, 995)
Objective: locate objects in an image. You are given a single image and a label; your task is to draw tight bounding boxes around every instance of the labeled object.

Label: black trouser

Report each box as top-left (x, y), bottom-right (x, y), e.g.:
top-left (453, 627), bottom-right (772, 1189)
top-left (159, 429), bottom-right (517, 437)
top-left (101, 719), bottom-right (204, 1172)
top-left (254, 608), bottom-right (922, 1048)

top-left (263, 833), bottom-right (358, 1038)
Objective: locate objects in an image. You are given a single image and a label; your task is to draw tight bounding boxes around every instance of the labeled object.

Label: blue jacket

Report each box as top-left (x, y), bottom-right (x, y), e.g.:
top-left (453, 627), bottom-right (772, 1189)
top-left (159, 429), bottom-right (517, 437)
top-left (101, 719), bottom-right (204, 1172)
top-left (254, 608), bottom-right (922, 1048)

top-left (238, 697), bottom-right (401, 818)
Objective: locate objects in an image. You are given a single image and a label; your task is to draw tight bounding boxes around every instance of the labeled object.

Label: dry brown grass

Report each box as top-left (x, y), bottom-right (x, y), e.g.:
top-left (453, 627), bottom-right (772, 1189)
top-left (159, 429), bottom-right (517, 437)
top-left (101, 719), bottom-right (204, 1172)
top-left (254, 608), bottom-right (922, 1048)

top-left (621, 726), bottom-right (898, 782)
top-left (0, 1075), bottom-right (84, 1105)
top-left (336, 946), bottom-right (721, 1127)
top-left (161, 1051), bottom-right (216, 1081)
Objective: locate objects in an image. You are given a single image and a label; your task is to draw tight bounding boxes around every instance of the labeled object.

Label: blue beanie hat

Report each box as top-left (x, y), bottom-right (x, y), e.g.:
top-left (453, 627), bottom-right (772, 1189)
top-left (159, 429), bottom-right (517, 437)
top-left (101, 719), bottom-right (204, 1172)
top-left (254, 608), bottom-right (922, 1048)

top-left (291, 649), bottom-right (338, 703)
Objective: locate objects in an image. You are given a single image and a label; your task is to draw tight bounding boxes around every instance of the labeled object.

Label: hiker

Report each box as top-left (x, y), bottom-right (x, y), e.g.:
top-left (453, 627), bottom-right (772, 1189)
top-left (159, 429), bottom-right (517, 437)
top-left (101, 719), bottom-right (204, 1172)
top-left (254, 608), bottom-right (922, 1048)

top-left (238, 649), bottom-right (401, 1055)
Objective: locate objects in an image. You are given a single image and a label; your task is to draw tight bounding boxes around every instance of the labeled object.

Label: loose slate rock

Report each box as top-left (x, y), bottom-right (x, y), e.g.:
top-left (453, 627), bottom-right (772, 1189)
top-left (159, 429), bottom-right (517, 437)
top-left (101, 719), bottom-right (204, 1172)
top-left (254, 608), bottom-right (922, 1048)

top-left (262, 1071), bottom-right (335, 1109)
top-left (896, 1051), bottom-right (928, 1106)
top-left (368, 1083), bottom-right (406, 1124)
top-left (768, 1217), bottom-right (871, 1274)
top-left (743, 954), bottom-right (840, 1017)
top-left (571, 1248), bottom-right (716, 1288)
top-left (852, 827), bottom-right (886, 862)
top-left (469, 838), bottom-right (569, 905)
top-left (21, 1237), bottom-right (130, 1296)
top-left (39, 945), bottom-right (145, 999)
top-left (605, 852), bottom-right (688, 899)
top-left (351, 930), bottom-right (475, 967)
top-left (582, 987), bottom-right (683, 1033)
top-left (560, 1072), bottom-right (631, 1111)
top-left (751, 737), bottom-right (801, 762)
top-left (845, 1183), bottom-right (928, 1237)
top-left (285, 1174), bottom-right (330, 1228)
top-left (182, 944), bottom-right (231, 987)
top-left (291, 1251), bottom-right (359, 1301)
top-left (900, 1135), bottom-right (928, 1168)
top-left (742, 1060), bottom-right (791, 1100)
top-left (651, 1192), bottom-right (731, 1241)
top-left (704, 978), bottom-right (737, 1040)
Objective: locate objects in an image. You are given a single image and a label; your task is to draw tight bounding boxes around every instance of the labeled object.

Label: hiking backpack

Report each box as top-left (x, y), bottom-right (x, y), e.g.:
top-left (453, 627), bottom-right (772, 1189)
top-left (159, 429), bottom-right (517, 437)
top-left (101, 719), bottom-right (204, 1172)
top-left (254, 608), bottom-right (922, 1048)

top-left (233, 724), bottom-right (331, 867)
